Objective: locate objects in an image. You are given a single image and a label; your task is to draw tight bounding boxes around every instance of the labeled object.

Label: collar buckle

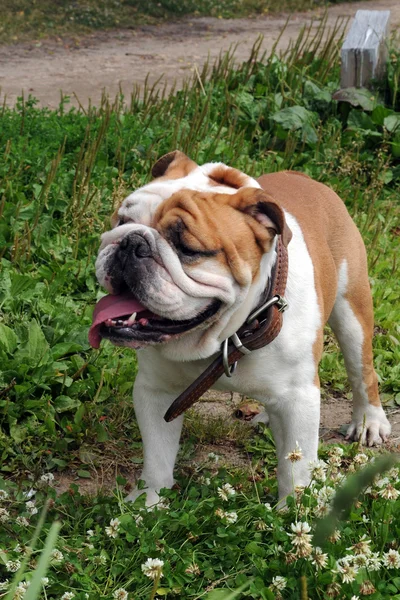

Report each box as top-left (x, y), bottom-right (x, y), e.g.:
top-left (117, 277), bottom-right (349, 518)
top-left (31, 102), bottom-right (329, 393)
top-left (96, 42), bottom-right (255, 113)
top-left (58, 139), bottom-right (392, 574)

top-left (221, 295), bottom-right (288, 378)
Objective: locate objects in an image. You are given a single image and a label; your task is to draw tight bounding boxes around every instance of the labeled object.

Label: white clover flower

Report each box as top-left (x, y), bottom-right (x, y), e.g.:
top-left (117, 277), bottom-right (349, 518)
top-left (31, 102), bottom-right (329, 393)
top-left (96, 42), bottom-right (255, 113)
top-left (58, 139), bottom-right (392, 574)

top-left (387, 467), bottom-right (399, 481)
top-left (378, 484), bottom-right (400, 500)
top-left (60, 593), bottom-right (75, 600)
top-left (335, 557), bottom-right (359, 583)
top-left (353, 553), bottom-right (368, 568)
top-left (105, 518), bottom-right (120, 538)
top-left (25, 500), bottom-right (38, 515)
top-left (224, 511), bottom-right (238, 524)
top-left (199, 476), bottom-right (211, 485)
top-left (289, 521), bottom-right (312, 541)
top-left (217, 483), bottom-right (236, 501)
top-left (6, 560), bottom-right (21, 572)
top-left (375, 476), bottom-right (390, 488)
top-left (327, 446), bottom-right (344, 467)
top-left (288, 521), bottom-right (313, 558)
top-left (51, 549), bottom-right (64, 563)
top-left (353, 453), bottom-right (369, 466)
top-left (13, 581), bottom-right (30, 600)
top-left (86, 529), bottom-right (94, 538)
top-left (285, 441), bottom-right (303, 462)
top-left (41, 577), bottom-right (49, 586)
top-left (351, 596), bottom-right (360, 600)
top-left (113, 588), bottom-right (128, 600)
top-left (309, 460), bottom-right (327, 482)
top-left (0, 490), bottom-right (9, 500)
top-left (359, 581), bottom-right (375, 595)
top-left (0, 580), bottom-right (9, 591)
top-left (135, 514), bottom-right (144, 526)
top-left (309, 546), bottom-right (328, 570)
top-left (185, 562), bottom-right (201, 575)
top-left (264, 502), bottom-right (272, 511)
top-left (383, 549), bottom-right (400, 569)
top-left (318, 486), bottom-right (336, 503)
top-left (141, 558), bottom-right (164, 580)
top-left (269, 575), bottom-right (287, 591)
top-left (16, 516), bottom-right (30, 527)
top-left (207, 452), bottom-right (219, 463)
top-left (361, 513), bottom-right (370, 523)
top-left (0, 507), bottom-right (10, 523)
top-left (40, 473), bottom-right (55, 484)
top-left (348, 534), bottom-right (372, 556)
top-left (329, 529), bottom-right (341, 543)
top-left (328, 446), bottom-right (344, 457)
top-left (366, 552), bottom-right (381, 572)
top-left (93, 554), bottom-right (107, 566)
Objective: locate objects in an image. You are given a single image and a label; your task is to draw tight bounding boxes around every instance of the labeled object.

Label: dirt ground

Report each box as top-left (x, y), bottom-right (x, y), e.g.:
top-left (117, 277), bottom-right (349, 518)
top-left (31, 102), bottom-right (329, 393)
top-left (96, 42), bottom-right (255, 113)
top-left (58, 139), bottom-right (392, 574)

top-left (1, 0), bottom-right (399, 109)
top-left (55, 391), bottom-right (400, 496)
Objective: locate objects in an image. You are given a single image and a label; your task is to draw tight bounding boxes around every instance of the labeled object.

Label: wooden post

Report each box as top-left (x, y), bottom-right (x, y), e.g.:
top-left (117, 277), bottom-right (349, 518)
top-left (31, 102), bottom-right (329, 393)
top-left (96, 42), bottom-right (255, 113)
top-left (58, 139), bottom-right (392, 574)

top-left (341, 10), bottom-right (391, 89)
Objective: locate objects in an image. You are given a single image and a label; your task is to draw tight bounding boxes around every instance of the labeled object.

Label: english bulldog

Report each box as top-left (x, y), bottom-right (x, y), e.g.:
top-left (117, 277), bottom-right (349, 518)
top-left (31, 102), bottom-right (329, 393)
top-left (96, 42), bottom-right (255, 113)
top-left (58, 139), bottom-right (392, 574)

top-left (89, 150), bottom-right (390, 505)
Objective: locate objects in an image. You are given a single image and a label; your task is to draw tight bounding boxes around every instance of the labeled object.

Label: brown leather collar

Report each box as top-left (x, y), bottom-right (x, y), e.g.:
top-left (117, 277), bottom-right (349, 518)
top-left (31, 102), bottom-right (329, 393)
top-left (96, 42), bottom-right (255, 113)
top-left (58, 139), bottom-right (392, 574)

top-left (164, 236), bottom-right (289, 422)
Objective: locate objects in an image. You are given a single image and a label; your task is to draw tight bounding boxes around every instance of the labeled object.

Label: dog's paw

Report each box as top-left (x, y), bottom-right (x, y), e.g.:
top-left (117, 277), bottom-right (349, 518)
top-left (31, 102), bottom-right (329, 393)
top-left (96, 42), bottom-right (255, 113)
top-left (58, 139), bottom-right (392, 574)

top-left (345, 406), bottom-right (391, 446)
top-left (125, 487), bottom-right (161, 507)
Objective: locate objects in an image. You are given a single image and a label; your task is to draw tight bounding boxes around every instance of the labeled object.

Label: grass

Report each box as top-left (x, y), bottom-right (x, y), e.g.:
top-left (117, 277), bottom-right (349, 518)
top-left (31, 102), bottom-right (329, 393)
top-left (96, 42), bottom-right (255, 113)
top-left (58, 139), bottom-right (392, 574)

top-left (0, 19), bottom-right (400, 600)
top-left (0, 0), bottom-right (359, 45)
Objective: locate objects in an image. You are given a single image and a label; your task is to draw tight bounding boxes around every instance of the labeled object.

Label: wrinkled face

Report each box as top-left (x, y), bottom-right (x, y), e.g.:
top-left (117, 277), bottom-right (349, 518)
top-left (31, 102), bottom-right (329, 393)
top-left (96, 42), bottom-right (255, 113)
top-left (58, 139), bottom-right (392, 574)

top-left (91, 151), bottom-right (289, 359)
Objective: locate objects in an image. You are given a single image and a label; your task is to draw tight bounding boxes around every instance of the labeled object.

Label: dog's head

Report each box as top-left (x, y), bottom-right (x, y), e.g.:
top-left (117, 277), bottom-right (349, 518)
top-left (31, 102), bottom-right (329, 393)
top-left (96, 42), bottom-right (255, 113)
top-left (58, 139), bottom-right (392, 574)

top-left (90, 151), bottom-right (291, 359)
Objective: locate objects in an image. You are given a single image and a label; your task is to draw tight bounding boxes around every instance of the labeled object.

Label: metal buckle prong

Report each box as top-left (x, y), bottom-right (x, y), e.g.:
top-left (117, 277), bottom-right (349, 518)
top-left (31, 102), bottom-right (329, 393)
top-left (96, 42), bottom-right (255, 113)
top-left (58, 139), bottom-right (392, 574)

top-left (230, 333), bottom-right (251, 355)
top-left (246, 294), bottom-right (288, 324)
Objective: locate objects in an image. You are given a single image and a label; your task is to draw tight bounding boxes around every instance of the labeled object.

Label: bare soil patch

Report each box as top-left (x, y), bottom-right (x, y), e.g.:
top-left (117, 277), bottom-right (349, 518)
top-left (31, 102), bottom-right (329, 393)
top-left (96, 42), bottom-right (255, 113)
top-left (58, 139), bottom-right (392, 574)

top-left (55, 390), bottom-right (400, 496)
top-left (1, 0), bottom-right (399, 109)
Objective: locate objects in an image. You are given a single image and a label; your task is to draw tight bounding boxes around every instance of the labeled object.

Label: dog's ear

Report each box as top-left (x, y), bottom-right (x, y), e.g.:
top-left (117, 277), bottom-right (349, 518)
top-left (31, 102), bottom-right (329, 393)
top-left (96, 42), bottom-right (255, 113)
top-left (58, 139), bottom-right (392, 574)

top-left (234, 188), bottom-right (292, 248)
top-left (206, 163), bottom-right (250, 190)
top-left (151, 151), bottom-right (198, 179)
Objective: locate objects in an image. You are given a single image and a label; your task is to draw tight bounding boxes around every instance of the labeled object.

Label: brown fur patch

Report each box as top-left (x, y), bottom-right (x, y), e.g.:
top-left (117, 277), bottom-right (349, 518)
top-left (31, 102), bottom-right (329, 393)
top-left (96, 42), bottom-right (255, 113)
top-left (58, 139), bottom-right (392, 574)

top-left (151, 150), bottom-right (198, 180)
top-left (207, 165), bottom-right (249, 189)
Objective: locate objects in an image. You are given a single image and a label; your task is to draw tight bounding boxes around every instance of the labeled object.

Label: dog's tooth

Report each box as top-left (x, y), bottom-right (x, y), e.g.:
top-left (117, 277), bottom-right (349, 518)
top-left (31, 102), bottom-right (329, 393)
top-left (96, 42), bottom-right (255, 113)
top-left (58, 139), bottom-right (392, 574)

top-left (127, 312), bottom-right (137, 325)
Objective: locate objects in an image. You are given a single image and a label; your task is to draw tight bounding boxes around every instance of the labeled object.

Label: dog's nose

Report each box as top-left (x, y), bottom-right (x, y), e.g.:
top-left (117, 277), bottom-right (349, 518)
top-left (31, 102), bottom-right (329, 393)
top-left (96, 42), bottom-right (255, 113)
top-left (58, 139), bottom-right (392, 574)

top-left (118, 233), bottom-right (152, 265)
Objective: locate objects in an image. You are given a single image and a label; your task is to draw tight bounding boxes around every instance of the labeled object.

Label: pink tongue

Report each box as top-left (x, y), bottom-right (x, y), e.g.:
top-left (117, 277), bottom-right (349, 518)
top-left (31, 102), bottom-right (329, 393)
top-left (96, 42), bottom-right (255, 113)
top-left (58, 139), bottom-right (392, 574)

top-left (88, 293), bottom-right (145, 349)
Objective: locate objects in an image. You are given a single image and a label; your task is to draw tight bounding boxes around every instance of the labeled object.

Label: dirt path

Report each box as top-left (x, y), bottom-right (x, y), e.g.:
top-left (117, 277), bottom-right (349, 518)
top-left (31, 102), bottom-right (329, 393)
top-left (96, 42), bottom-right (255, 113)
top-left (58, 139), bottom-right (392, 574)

top-left (0, 0), bottom-right (399, 109)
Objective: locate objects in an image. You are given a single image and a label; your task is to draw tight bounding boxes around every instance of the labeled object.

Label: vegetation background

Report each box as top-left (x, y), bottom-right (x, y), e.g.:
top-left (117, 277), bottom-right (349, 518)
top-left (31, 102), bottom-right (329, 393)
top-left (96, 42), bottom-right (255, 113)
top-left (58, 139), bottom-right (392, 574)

top-left (0, 1), bottom-right (399, 598)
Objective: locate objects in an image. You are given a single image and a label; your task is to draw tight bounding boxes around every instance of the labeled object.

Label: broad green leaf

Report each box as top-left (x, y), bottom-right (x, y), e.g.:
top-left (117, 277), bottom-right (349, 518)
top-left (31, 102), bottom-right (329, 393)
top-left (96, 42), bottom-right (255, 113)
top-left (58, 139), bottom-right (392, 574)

top-left (0, 323), bottom-right (18, 354)
top-left (20, 320), bottom-right (50, 365)
top-left (332, 87), bottom-right (378, 111)
top-left (384, 114), bottom-right (400, 133)
top-left (77, 470), bottom-right (91, 478)
top-left (53, 395), bottom-right (81, 413)
top-left (9, 274), bottom-right (37, 298)
top-left (271, 105), bottom-right (315, 130)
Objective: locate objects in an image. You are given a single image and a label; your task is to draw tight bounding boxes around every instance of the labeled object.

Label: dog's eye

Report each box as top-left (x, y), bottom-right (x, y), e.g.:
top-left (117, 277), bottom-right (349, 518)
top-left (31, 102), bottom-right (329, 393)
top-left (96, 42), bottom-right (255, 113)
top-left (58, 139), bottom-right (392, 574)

top-left (179, 243), bottom-right (202, 257)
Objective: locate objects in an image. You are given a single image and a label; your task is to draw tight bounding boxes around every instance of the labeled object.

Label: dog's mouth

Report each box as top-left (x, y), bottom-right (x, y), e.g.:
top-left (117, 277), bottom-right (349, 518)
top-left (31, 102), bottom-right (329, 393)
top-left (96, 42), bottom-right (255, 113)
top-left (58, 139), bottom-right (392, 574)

top-left (88, 292), bottom-right (221, 349)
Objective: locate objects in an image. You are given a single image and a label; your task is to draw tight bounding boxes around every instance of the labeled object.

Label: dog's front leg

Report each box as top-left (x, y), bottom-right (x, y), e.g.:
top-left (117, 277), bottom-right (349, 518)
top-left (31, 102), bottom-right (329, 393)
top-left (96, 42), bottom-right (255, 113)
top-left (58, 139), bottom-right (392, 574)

top-left (267, 386), bottom-right (320, 502)
top-left (125, 373), bottom-right (184, 506)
